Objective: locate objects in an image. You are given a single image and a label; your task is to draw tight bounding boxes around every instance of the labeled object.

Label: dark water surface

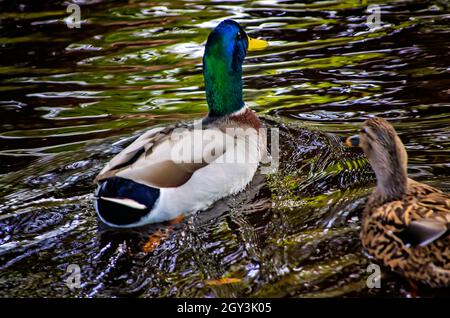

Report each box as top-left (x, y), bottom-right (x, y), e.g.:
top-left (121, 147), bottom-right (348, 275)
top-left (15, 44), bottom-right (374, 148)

top-left (0, 0), bottom-right (449, 297)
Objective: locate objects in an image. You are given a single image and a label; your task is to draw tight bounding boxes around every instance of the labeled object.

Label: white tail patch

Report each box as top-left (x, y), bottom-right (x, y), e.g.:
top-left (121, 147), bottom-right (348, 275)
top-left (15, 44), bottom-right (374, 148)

top-left (99, 197), bottom-right (147, 210)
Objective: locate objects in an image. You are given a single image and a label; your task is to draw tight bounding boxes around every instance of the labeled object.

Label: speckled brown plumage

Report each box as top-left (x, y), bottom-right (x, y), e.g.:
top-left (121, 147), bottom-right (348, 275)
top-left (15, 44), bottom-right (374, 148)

top-left (347, 117), bottom-right (450, 288)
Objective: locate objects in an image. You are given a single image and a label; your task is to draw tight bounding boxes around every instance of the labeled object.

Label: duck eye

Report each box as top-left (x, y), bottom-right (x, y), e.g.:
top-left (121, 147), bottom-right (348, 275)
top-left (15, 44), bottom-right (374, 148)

top-left (237, 31), bottom-right (242, 40)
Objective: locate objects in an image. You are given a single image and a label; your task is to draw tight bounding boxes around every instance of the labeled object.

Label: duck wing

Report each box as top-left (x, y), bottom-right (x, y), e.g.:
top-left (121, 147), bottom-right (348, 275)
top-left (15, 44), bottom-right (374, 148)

top-left (398, 191), bottom-right (450, 247)
top-left (407, 178), bottom-right (444, 196)
top-left (95, 123), bottom-right (230, 188)
top-left (403, 219), bottom-right (449, 247)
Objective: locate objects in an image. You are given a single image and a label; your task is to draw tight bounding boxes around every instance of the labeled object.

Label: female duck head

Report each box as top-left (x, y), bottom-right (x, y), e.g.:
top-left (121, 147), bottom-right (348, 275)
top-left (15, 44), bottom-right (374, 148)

top-left (203, 20), bottom-right (266, 118)
top-left (346, 117), bottom-right (409, 199)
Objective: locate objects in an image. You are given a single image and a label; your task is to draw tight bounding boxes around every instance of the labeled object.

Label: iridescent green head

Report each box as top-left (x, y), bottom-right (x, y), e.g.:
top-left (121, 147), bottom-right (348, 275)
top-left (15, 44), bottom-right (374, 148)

top-left (203, 20), bottom-right (268, 118)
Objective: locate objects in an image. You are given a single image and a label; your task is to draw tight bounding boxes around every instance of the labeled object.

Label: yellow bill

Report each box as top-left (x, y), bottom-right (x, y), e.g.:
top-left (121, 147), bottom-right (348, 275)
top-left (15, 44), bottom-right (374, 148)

top-left (247, 35), bottom-right (269, 51)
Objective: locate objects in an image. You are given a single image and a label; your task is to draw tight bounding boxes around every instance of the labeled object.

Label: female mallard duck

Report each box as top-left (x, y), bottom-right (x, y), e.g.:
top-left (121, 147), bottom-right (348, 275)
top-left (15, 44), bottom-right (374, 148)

top-left (93, 20), bottom-right (269, 228)
top-left (346, 117), bottom-right (450, 287)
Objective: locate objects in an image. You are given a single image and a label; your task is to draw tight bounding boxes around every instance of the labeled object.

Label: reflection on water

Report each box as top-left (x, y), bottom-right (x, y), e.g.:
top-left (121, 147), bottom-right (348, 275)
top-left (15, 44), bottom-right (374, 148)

top-left (0, 0), bottom-right (449, 297)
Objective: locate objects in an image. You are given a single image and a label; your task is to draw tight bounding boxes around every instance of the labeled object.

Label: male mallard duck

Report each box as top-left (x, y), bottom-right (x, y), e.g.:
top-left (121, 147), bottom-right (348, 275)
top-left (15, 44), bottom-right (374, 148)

top-left (94, 20), bottom-right (269, 228)
top-left (346, 117), bottom-right (450, 287)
